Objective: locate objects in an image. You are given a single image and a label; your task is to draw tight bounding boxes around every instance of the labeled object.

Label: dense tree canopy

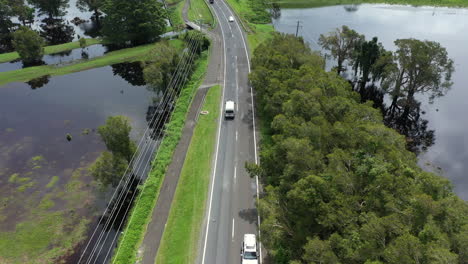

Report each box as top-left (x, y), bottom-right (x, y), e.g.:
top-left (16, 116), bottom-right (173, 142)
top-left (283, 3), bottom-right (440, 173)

top-left (250, 33), bottom-right (468, 264)
top-left (76, 0), bottom-right (103, 18)
top-left (319, 25), bottom-right (364, 74)
top-left (101, 0), bottom-right (167, 45)
top-left (12, 26), bottom-right (45, 63)
top-left (28, 0), bottom-right (69, 18)
top-left (97, 115), bottom-right (136, 162)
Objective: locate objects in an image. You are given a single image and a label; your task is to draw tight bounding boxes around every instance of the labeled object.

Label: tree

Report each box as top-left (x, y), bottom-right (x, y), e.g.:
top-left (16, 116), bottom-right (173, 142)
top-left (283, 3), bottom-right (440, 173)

top-left (39, 17), bottom-right (74, 45)
top-left (12, 26), bottom-right (45, 64)
top-left (76, 0), bottom-right (103, 19)
top-left (101, 0), bottom-right (167, 45)
top-left (143, 41), bottom-right (179, 91)
top-left (383, 39), bottom-right (454, 119)
top-left (303, 237), bottom-right (340, 264)
top-left (28, 0), bottom-right (69, 18)
top-left (249, 33), bottom-right (467, 264)
top-left (89, 151), bottom-right (128, 187)
top-left (11, 0), bottom-right (35, 26)
top-left (352, 37), bottom-right (383, 92)
top-left (318, 25), bottom-right (364, 74)
top-left (97, 116), bottom-right (136, 162)
top-left (0, 0), bottom-right (14, 52)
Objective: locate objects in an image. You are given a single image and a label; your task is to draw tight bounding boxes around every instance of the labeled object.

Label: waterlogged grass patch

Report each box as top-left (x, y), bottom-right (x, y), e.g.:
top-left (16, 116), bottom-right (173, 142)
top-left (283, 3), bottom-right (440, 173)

top-left (0, 38), bottom-right (103, 63)
top-left (46, 176), bottom-right (59, 188)
top-left (112, 50), bottom-right (210, 264)
top-left (156, 85), bottom-right (221, 264)
top-left (0, 39), bottom-right (183, 86)
top-left (8, 173), bottom-right (19, 183)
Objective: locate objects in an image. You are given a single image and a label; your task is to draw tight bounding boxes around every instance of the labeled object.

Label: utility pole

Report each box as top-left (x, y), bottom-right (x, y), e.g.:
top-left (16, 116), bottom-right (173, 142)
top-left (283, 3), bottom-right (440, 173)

top-left (295, 20), bottom-right (301, 37)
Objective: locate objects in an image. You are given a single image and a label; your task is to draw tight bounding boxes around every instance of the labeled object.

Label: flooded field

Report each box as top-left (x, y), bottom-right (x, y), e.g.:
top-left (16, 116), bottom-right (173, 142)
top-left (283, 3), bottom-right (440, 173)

top-left (274, 4), bottom-right (468, 199)
top-left (0, 64), bottom-right (153, 263)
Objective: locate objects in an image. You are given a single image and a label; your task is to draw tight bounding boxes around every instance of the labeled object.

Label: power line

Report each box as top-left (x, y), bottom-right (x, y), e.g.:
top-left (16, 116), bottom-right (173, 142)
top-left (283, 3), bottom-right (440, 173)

top-left (104, 35), bottom-right (204, 264)
top-left (77, 32), bottom-right (203, 264)
top-left (82, 34), bottom-right (201, 264)
top-left (95, 33), bottom-right (203, 264)
top-left (83, 33), bottom-right (203, 264)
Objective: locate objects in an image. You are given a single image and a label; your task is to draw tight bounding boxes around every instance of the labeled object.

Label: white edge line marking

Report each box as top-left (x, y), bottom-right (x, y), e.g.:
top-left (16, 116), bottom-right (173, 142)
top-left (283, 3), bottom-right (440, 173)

top-left (201, 3), bottom-right (227, 264)
top-left (220, 0), bottom-right (262, 262)
top-left (232, 218), bottom-right (235, 239)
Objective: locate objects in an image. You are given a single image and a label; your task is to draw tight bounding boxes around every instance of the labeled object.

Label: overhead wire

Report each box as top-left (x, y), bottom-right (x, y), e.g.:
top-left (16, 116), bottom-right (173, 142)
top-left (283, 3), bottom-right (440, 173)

top-left (82, 33), bottom-right (201, 264)
top-left (103, 33), bottom-right (204, 264)
top-left (77, 31), bottom-right (203, 264)
top-left (94, 32), bottom-right (203, 264)
top-left (82, 32), bottom-right (202, 264)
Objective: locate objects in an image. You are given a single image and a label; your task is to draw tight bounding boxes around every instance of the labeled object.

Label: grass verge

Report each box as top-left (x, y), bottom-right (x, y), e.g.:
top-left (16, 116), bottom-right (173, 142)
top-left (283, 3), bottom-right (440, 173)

top-left (188, 0), bottom-right (215, 26)
top-left (168, 0), bottom-right (186, 29)
top-left (111, 50), bottom-right (210, 264)
top-left (155, 84), bottom-right (221, 264)
top-left (0, 39), bottom-right (183, 86)
top-left (276, 0), bottom-right (468, 8)
top-left (224, 0), bottom-right (274, 53)
top-left (0, 38), bottom-right (103, 63)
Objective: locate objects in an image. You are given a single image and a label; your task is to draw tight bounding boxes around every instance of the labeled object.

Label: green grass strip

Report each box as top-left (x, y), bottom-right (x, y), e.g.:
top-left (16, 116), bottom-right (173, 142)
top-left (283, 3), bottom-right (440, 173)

top-left (0, 38), bottom-right (103, 63)
top-left (111, 50), bottom-right (210, 264)
top-left (188, 0), bottom-right (215, 26)
top-left (0, 39), bottom-right (184, 86)
top-left (247, 23), bottom-right (275, 53)
top-left (168, 1), bottom-right (185, 28)
top-left (276, 0), bottom-right (468, 8)
top-left (156, 84), bottom-right (221, 264)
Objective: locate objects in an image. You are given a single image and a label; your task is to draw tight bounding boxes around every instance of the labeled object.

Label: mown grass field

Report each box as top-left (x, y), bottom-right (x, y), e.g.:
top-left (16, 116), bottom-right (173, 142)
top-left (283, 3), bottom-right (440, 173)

top-left (275, 0), bottom-right (468, 8)
top-left (0, 38), bottom-right (103, 63)
top-left (188, 0), bottom-right (215, 26)
top-left (156, 84), bottom-right (221, 264)
top-left (0, 39), bottom-right (184, 86)
top-left (111, 50), bottom-right (210, 264)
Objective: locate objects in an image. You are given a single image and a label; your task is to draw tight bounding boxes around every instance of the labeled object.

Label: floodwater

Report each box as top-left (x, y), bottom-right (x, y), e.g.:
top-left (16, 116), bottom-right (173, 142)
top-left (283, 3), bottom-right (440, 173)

top-left (273, 4), bottom-right (468, 200)
top-left (0, 64), bottom-right (157, 263)
top-left (0, 44), bottom-right (108, 72)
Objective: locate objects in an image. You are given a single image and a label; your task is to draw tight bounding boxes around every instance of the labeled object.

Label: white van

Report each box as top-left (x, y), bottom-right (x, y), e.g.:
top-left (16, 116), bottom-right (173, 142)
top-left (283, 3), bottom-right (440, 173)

top-left (241, 234), bottom-right (258, 264)
top-left (225, 100), bottom-right (235, 119)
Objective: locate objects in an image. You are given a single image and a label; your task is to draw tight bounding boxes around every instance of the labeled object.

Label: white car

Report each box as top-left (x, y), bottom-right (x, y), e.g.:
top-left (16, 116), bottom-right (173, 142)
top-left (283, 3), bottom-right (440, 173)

top-left (241, 234), bottom-right (259, 264)
top-left (224, 100), bottom-right (235, 119)
top-left (228, 16), bottom-right (235, 22)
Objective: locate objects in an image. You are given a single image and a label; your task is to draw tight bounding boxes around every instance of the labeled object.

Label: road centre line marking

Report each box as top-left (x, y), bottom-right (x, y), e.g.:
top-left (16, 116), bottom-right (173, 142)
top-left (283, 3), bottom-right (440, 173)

top-left (219, 0), bottom-right (262, 262)
top-left (201, 2), bottom-right (227, 263)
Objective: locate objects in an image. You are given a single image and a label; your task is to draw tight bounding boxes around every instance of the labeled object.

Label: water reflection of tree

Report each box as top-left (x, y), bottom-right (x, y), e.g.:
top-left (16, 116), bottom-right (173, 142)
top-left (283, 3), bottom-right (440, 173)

top-left (270, 3), bottom-right (281, 19)
top-left (111, 62), bottom-right (146, 86)
top-left (29, 0), bottom-right (69, 19)
top-left (39, 17), bottom-right (75, 45)
top-left (343, 4), bottom-right (360, 12)
top-left (98, 173), bottom-right (140, 232)
top-left (26, 74), bottom-right (50, 89)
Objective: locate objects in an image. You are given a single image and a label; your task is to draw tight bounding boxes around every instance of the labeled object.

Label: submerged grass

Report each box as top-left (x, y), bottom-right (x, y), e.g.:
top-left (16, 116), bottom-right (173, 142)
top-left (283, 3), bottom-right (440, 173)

top-left (156, 85), bottom-right (221, 264)
top-left (0, 38), bottom-right (103, 63)
top-left (0, 39), bottom-right (184, 86)
top-left (111, 50), bottom-right (209, 264)
top-left (275, 0), bottom-right (468, 8)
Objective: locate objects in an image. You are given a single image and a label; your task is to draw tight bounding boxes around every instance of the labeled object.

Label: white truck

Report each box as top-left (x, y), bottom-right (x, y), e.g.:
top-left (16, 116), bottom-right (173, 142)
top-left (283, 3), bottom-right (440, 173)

top-left (240, 234), bottom-right (259, 264)
top-left (225, 100), bottom-right (235, 119)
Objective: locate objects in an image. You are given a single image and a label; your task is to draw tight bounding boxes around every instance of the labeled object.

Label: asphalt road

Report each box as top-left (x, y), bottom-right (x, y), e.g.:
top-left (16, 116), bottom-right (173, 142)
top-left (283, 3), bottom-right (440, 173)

top-left (199, 1), bottom-right (261, 264)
